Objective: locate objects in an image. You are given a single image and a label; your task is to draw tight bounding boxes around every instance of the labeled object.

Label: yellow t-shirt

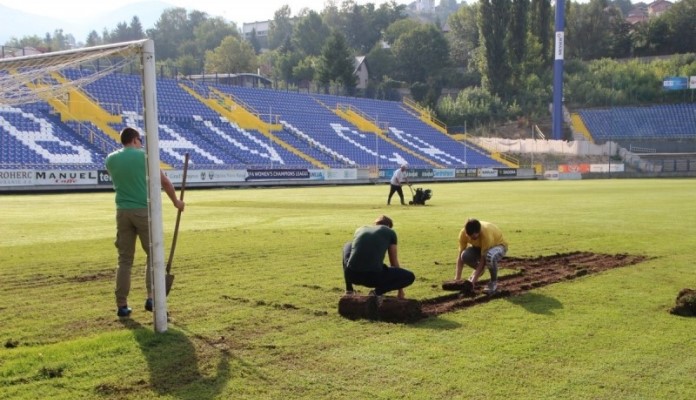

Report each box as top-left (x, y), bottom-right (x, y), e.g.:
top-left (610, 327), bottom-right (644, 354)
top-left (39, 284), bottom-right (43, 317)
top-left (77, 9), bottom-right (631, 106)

top-left (458, 221), bottom-right (508, 253)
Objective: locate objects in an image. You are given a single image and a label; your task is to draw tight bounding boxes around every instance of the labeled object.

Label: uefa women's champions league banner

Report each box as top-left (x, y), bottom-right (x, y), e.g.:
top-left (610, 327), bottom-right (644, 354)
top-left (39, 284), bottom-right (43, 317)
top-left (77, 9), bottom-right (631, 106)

top-left (161, 168), bottom-right (359, 183)
top-left (0, 168), bottom-right (359, 187)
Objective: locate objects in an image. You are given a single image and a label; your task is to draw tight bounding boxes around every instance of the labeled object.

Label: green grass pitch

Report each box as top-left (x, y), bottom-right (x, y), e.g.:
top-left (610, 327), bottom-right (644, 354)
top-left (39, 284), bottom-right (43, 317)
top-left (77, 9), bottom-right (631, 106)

top-left (1, 179), bottom-right (695, 399)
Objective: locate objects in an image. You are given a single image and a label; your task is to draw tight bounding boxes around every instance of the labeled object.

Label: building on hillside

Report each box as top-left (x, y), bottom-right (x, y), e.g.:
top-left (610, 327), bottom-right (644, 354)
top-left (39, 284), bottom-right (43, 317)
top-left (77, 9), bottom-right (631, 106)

top-left (625, 0), bottom-right (672, 24)
top-left (242, 21), bottom-right (270, 49)
top-left (409, 0), bottom-right (435, 13)
top-left (626, 7), bottom-right (649, 24)
top-left (648, 0), bottom-right (672, 17)
top-left (354, 56), bottom-right (369, 90)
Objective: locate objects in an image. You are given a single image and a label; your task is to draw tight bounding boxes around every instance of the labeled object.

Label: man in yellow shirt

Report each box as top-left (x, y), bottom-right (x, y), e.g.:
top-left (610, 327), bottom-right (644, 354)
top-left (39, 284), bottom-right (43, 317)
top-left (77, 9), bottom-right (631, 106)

top-left (454, 218), bottom-right (508, 295)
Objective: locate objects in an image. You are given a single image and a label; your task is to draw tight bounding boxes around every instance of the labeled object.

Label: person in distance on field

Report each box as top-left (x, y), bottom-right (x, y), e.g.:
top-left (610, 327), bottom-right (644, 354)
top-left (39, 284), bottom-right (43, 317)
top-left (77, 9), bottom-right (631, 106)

top-left (106, 127), bottom-right (185, 318)
top-left (454, 218), bottom-right (508, 295)
top-left (342, 215), bottom-right (415, 299)
top-left (387, 164), bottom-right (409, 205)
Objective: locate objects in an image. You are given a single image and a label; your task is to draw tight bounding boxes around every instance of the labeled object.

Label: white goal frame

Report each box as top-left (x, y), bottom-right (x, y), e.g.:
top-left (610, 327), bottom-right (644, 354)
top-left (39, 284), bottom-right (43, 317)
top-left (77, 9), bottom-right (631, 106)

top-left (0, 39), bottom-right (169, 332)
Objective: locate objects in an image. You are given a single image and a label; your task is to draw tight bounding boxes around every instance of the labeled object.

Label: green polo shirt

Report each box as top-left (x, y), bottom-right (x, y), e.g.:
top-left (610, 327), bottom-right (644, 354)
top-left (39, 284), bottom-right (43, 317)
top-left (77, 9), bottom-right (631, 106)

top-left (105, 147), bottom-right (148, 209)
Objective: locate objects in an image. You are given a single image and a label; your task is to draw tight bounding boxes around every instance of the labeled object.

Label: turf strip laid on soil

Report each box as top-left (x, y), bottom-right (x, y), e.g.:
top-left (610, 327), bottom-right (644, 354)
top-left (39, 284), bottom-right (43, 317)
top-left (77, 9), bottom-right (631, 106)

top-left (422, 251), bottom-right (649, 317)
top-left (339, 252), bottom-right (648, 323)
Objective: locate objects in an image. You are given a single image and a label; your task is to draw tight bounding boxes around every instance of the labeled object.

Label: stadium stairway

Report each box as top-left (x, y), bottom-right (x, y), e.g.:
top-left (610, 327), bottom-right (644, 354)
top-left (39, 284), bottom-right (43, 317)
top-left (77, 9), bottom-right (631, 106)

top-left (180, 82), bottom-right (328, 169)
top-left (327, 100), bottom-right (444, 168)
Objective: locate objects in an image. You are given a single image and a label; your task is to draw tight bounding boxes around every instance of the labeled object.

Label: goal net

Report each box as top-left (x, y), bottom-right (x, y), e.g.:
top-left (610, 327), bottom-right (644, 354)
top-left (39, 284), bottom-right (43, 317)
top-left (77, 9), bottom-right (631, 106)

top-left (0, 39), bottom-right (170, 332)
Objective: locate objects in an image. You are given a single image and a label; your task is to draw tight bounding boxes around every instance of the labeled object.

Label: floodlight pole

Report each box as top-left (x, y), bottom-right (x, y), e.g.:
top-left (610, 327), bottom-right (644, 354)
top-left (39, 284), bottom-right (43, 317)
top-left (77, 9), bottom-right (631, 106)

top-left (142, 39), bottom-right (168, 333)
top-left (552, 0), bottom-right (565, 140)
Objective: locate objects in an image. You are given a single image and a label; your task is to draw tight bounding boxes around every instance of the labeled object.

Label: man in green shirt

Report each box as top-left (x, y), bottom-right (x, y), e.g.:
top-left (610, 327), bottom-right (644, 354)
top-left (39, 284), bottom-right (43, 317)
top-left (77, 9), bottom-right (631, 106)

top-left (454, 218), bottom-right (508, 295)
top-left (342, 215), bottom-right (415, 299)
top-left (106, 127), bottom-right (185, 317)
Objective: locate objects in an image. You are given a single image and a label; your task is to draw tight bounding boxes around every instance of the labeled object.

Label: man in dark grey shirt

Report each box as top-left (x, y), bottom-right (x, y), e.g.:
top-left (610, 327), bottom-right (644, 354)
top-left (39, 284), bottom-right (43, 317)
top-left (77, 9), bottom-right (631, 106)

top-left (342, 215), bottom-right (415, 299)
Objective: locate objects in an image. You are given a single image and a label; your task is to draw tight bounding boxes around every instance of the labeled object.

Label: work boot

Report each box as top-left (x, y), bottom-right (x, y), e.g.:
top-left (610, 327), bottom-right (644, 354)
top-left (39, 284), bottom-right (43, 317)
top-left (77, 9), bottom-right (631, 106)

top-left (117, 305), bottom-right (132, 317)
top-left (144, 298), bottom-right (153, 312)
top-left (483, 281), bottom-right (498, 295)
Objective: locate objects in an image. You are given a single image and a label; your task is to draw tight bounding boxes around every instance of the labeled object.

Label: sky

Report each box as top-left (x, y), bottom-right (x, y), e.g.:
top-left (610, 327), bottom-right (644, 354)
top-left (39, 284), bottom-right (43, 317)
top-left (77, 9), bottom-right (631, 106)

top-left (0, 0), bottom-right (414, 27)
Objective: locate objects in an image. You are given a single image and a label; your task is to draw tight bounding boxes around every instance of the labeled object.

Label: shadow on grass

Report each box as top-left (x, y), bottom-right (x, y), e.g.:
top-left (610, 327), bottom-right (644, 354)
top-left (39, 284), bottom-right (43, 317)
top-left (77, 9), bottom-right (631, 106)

top-left (413, 316), bottom-right (462, 330)
top-left (119, 318), bottom-right (233, 400)
top-left (505, 293), bottom-right (563, 315)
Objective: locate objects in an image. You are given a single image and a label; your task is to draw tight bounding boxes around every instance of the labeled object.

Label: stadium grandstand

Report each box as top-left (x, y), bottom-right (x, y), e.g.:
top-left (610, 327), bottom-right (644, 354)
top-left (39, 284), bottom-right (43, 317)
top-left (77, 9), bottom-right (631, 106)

top-left (0, 66), bottom-right (503, 173)
top-left (1, 42), bottom-right (693, 184)
top-left (572, 103), bottom-right (696, 173)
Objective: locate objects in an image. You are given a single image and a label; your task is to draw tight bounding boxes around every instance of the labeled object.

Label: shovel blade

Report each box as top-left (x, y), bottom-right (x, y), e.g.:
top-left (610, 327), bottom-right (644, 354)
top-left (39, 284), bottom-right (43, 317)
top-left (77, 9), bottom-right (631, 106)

top-left (165, 273), bottom-right (175, 296)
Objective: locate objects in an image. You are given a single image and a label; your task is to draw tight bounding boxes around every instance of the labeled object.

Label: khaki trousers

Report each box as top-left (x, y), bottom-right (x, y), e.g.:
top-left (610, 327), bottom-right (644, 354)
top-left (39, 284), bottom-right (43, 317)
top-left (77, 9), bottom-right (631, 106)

top-left (114, 209), bottom-right (151, 307)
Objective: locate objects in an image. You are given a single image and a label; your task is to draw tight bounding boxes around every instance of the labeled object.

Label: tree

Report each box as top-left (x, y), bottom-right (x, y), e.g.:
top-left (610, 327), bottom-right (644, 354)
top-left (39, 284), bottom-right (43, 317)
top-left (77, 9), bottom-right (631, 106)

top-left (129, 16), bottom-right (145, 40)
top-left (194, 16), bottom-right (239, 52)
top-left (565, 0), bottom-right (615, 60)
top-left (366, 45), bottom-right (396, 82)
top-left (506, 0), bottom-right (529, 74)
top-left (392, 24), bottom-right (450, 83)
top-left (662, 0), bottom-right (696, 54)
top-left (447, 3), bottom-right (480, 69)
top-left (292, 56), bottom-right (318, 88)
top-left (479, 0), bottom-right (512, 98)
top-left (204, 36), bottom-right (259, 73)
top-left (529, 0), bottom-right (551, 63)
top-left (317, 30), bottom-right (356, 93)
top-left (268, 5), bottom-right (294, 50)
top-left (176, 54), bottom-right (199, 76)
top-left (107, 17), bottom-right (144, 43)
top-left (607, 7), bottom-right (632, 58)
top-left (383, 19), bottom-right (420, 45)
top-left (249, 29), bottom-right (262, 54)
top-left (292, 10), bottom-right (330, 56)
top-left (337, 1), bottom-right (407, 54)
top-left (86, 31), bottom-right (102, 47)
top-left (610, 0), bottom-right (633, 17)
top-left (148, 8), bottom-right (194, 61)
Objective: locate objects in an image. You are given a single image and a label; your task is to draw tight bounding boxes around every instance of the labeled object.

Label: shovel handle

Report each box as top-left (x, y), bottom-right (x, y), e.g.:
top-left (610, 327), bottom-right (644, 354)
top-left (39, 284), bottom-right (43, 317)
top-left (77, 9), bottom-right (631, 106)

top-left (166, 153), bottom-right (189, 273)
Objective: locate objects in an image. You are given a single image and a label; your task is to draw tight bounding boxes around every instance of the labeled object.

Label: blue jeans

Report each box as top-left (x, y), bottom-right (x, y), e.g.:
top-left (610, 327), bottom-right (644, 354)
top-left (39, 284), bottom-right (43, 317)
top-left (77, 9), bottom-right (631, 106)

top-left (342, 242), bottom-right (415, 295)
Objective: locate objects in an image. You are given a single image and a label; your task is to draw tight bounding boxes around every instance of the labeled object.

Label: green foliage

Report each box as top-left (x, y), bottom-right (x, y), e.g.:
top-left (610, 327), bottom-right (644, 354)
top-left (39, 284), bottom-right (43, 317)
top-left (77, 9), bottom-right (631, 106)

top-left (336, 1), bottom-right (407, 54)
top-left (176, 54), bottom-right (199, 76)
top-left (193, 17), bottom-right (240, 53)
top-left (392, 24), bottom-right (449, 83)
top-left (366, 46), bottom-right (396, 82)
top-left (292, 56), bottom-right (318, 87)
top-left (318, 30), bottom-right (356, 92)
top-left (291, 11), bottom-right (330, 57)
top-left (479, 0), bottom-right (512, 99)
top-left (446, 2), bottom-right (480, 69)
top-left (383, 19), bottom-right (421, 45)
top-left (564, 54), bottom-right (696, 107)
top-left (268, 5), bottom-right (294, 50)
top-left (437, 86), bottom-right (514, 127)
top-left (1, 180), bottom-right (695, 399)
top-left (204, 36), bottom-right (258, 74)
top-left (529, 0), bottom-right (551, 64)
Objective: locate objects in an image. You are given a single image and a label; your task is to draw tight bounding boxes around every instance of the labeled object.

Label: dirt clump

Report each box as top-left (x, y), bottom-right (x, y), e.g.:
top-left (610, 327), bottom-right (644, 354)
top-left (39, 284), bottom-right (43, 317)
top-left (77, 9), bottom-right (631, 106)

top-left (338, 295), bottom-right (423, 323)
top-left (670, 288), bottom-right (696, 317)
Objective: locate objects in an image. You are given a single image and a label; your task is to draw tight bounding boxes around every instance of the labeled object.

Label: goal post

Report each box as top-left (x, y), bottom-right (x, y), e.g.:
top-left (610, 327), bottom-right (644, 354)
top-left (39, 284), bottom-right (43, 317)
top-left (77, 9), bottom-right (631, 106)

top-left (0, 39), bottom-right (169, 332)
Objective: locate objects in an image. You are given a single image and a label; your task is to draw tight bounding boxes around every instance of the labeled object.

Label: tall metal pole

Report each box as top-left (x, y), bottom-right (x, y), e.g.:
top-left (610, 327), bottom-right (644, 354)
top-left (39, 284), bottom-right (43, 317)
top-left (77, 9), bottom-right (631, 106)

top-left (552, 0), bottom-right (566, 140)
top-left (142, 39), bottom-right (168, 333)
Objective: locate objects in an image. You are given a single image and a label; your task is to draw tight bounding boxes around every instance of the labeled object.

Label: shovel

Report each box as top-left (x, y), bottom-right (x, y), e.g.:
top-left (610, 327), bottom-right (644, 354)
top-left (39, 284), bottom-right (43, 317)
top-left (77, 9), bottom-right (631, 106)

top-left (166, 152), bottom-right (189, 295)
